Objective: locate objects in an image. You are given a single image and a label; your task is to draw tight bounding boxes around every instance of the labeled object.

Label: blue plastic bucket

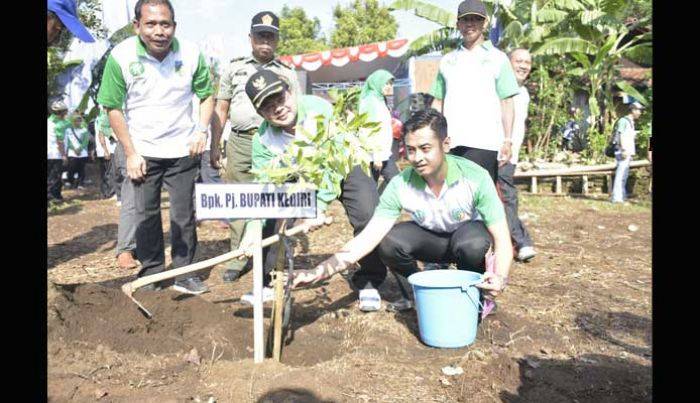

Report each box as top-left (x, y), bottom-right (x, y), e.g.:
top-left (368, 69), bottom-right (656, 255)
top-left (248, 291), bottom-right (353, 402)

top-left (408, 270), bottom-right (484, 348)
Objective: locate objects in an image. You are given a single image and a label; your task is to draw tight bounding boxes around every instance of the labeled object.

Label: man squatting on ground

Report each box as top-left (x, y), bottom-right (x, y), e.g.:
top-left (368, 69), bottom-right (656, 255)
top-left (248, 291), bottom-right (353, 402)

top-left (430, 0), bottom-right (519, 183)
top-left (97, 0), bottom-right (215, 295)
top-left (234, 69), bottom-right (387, 308)
top-left (210, 11), bottom-right (301, 284)
top-left (497, 48), bottom-right (536, 262)
top-left (292, 109), bottom-right (513, 306)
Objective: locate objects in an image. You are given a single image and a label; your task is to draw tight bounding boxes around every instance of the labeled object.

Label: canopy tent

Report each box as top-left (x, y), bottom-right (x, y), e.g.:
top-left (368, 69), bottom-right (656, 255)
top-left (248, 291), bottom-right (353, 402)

top-left (279, 38), bottom-right (411, 110)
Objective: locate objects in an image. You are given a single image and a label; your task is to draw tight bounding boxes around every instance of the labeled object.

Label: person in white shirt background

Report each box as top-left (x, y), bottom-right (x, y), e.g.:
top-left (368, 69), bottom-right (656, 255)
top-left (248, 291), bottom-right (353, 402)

top-left (497, 48), bottom-right (536, 262)
top-left (65, 113), bottom-right (90, 190)
top-left (611, 102), bottom-right (644, 203)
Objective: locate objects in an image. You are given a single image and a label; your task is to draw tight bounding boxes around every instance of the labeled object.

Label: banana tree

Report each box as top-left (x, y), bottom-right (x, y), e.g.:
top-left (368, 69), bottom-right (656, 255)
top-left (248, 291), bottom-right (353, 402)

top-left (534, 0), bottom-right (651, 141)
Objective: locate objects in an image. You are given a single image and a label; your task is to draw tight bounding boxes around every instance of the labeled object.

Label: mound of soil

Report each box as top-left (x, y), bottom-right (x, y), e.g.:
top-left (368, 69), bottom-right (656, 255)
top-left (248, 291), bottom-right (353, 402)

top-left (48, 283), bottom-right (347, 366)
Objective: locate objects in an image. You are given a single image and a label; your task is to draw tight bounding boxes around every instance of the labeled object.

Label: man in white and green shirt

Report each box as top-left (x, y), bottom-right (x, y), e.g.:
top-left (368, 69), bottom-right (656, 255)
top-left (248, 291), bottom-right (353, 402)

top-left (97, 0), bottom-right (214, 294)
top-left (236, 69), bottom-right (387, 308)
top-left (429, 0), bottom-right (519, 183)
top-left (292, 109), bottom-right (513, 309)
top-left (47, 100), bottom-right (70, 201)
top-left (611, 101), bottom-right (644, 203)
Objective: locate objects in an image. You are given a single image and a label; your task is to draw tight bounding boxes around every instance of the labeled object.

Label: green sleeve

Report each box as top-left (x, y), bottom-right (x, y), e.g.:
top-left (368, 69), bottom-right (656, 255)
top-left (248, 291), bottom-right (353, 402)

top-left (428, 71), bottom-right (446, 100)
top-left (495, 58), bottom-right (520, 100)
top-left (97, 54), bottom-right (127, 109)
top-left (192, 53), bottom-right (214, 99)
top-left (54, 120), bottom-right (69, 141)
top-left (374, 175), bottom-right (403, 220)
top-left (250, 128), bottom-right (275, 173)
top-left (474, 172), bottom-right (506, 226)
top-left (614, 117), bottom-right (630, 134)
top-left (80, 129), bottom-right (90, 149)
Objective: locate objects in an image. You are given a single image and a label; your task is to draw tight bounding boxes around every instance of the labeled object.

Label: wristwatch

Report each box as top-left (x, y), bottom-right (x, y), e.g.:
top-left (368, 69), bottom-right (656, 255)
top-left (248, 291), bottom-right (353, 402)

top-left (195, 123), bottom-right (208, 133)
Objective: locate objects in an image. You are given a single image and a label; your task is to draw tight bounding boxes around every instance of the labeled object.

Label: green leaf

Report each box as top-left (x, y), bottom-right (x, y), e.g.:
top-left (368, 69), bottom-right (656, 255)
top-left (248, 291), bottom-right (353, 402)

top-left (621, 43), bottom-right (652, 67)
top-left (615, 81), bottom-right (648, 106)
top-left (536, 9), bottom-right (568, 23)
top-left (388, 0), bottom-right (456, 27)
top-left (533, 37), bottom-right (597, 56)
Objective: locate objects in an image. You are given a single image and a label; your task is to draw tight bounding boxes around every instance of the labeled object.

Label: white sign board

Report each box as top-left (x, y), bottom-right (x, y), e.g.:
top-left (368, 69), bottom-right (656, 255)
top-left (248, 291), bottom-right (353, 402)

top-left (195, 183), bottom-right (317, 220)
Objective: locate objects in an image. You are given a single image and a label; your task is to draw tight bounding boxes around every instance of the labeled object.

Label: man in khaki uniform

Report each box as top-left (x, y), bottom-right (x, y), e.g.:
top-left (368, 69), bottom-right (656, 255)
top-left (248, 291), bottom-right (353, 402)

top-left (210, 11), bottom-right (300, 282)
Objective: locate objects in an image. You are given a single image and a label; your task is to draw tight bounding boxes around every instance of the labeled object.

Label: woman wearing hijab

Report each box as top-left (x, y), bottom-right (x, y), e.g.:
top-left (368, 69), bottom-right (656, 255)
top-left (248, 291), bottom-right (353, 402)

top-left (359, 69), bottom-right (399, 193)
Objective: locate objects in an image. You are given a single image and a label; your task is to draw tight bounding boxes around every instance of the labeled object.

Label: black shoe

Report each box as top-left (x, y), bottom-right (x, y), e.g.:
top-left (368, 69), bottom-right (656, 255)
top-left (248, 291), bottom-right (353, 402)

top-left (172, 277), bottom-right (209, 295)
top-left (222, 269), bottom-right (243, 283)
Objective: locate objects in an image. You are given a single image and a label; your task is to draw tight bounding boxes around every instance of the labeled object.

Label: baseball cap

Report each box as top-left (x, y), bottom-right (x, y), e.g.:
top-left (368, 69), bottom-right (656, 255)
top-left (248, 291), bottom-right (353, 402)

top-left (245, 70), bottom-right (288, 110)
top-left (50, 100), bottom-right (68, 112)
top-left (250, 11), bottom-right (279, 34)
top-left (47, 0), bottom-right (95, 43)
top-left (457, 0), bottom-right (488, 20)
top-left (630, 101), bottom-right (645, 110)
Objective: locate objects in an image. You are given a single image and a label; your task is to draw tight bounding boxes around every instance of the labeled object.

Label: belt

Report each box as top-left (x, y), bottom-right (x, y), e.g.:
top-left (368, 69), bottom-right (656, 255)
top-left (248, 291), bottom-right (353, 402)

top-left (231, 127), bottom-right (258, 135)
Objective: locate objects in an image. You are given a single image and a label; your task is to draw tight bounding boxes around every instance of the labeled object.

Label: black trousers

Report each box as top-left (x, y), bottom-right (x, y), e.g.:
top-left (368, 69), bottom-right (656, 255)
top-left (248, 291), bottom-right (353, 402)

top-left (450, 146), bottom-right (498, 184)
top-left (134, 156), bottom-right (199, 281)
top-left (497, 163), bottom-right (533, 249)
top-left (47, 159), bottom-right (65, 199)
top-left (342, 165), bottom-right (387, 289)
top-left (263, 166), bottom-right (386, 289)
top-left (377, 220), bottom-right (492, 280)
top-left (98, 157), bottom-right (115, 198)
top-left (67, 157), bottom-right (87, 187)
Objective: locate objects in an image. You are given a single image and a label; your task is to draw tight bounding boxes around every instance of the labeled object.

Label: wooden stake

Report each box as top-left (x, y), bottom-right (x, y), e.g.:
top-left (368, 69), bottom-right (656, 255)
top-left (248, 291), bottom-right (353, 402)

top-left (582, 175), bottom-right (589, 195)
top-left (272, 221), bottom-right (289, 362)
top-left (531, 177), bottom-right (538, 194)
top-left (252, 221), bottom-right (264, 364)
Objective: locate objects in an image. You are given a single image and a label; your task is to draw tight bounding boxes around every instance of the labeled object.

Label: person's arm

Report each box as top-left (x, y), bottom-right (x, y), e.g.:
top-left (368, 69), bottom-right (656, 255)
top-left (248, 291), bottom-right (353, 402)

top-left (107, 108), bottom-right (146, 180)
top-left (470, 168), bottom-right (513, 298)
top-left (210, 98), bottom-right (231, 169)
top-left (477, 219), bottom-right (513, 299)
top-left (190, 95), bottom-right (214, 156)
top-left (97, 130), bottom-right (110, 160)
top-left (499, 96), bottom-right (515, 166)
top-left (428, 71), bottom-right (445, 112)
top-left (292, 216), bottom-right (397, 287)
top-left (190, 52), bottom-right (215, 157)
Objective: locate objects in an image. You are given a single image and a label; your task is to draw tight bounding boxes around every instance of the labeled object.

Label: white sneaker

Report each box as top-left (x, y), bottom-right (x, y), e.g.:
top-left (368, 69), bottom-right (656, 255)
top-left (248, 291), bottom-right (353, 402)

top-left (517, 246), bottom-right (536, 262)
top-left (358, 286), bottom-right (381, 312)
top-left (240, 286), bottom-right (275, 305)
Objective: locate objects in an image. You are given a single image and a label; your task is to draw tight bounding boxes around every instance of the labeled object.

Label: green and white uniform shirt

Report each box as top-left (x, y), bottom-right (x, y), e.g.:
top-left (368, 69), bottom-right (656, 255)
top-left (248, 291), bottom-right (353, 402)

top-left (251, 95), bottom-right (339, 211)
top-left (65, 124), bottom-right (90, 158)
top-left (95, 109), bottom-right (117, 157)
top-left (97, 36), bottom-right (213, 158)
top-left (374, 154), bottom-right (505, 233)
top-left (613, 116), bottom-right (636, 157)
top-left (47, 114), bottom-right (70, 160)
top-left (429, 41), bottom-right (519, 151)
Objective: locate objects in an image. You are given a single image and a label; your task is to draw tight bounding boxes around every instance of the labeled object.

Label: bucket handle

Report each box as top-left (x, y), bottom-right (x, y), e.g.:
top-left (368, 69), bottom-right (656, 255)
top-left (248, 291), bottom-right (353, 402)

top-left (461, 274), bottom-right (486, 313)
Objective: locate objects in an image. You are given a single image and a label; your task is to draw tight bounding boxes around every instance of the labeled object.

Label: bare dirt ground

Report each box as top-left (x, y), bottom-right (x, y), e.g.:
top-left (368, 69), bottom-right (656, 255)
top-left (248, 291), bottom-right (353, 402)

top-left (47, 177), bottom-right (651, 402)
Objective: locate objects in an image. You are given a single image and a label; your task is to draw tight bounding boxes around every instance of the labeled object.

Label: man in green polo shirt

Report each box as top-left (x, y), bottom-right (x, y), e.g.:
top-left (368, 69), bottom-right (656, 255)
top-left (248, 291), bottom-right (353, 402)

top-left (211, 11), bottom-right (300, 283)
top-left (292, 109), bottom-right (513, 308)
top-left (430, 0), bottom-right (519, 183)
top-left (235, 69), bottom-right (387, 308)
top-left (97, 0), bottom-right (214, 294)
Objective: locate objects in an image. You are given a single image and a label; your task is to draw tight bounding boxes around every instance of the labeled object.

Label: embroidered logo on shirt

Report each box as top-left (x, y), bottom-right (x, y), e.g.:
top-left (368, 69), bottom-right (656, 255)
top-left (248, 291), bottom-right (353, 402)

top-left (174, 60), bottom-right (183, 72)
top-left (129, 62), bottom-right (145, 77)
top-left (451, 208), bottom-right (466, 221)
